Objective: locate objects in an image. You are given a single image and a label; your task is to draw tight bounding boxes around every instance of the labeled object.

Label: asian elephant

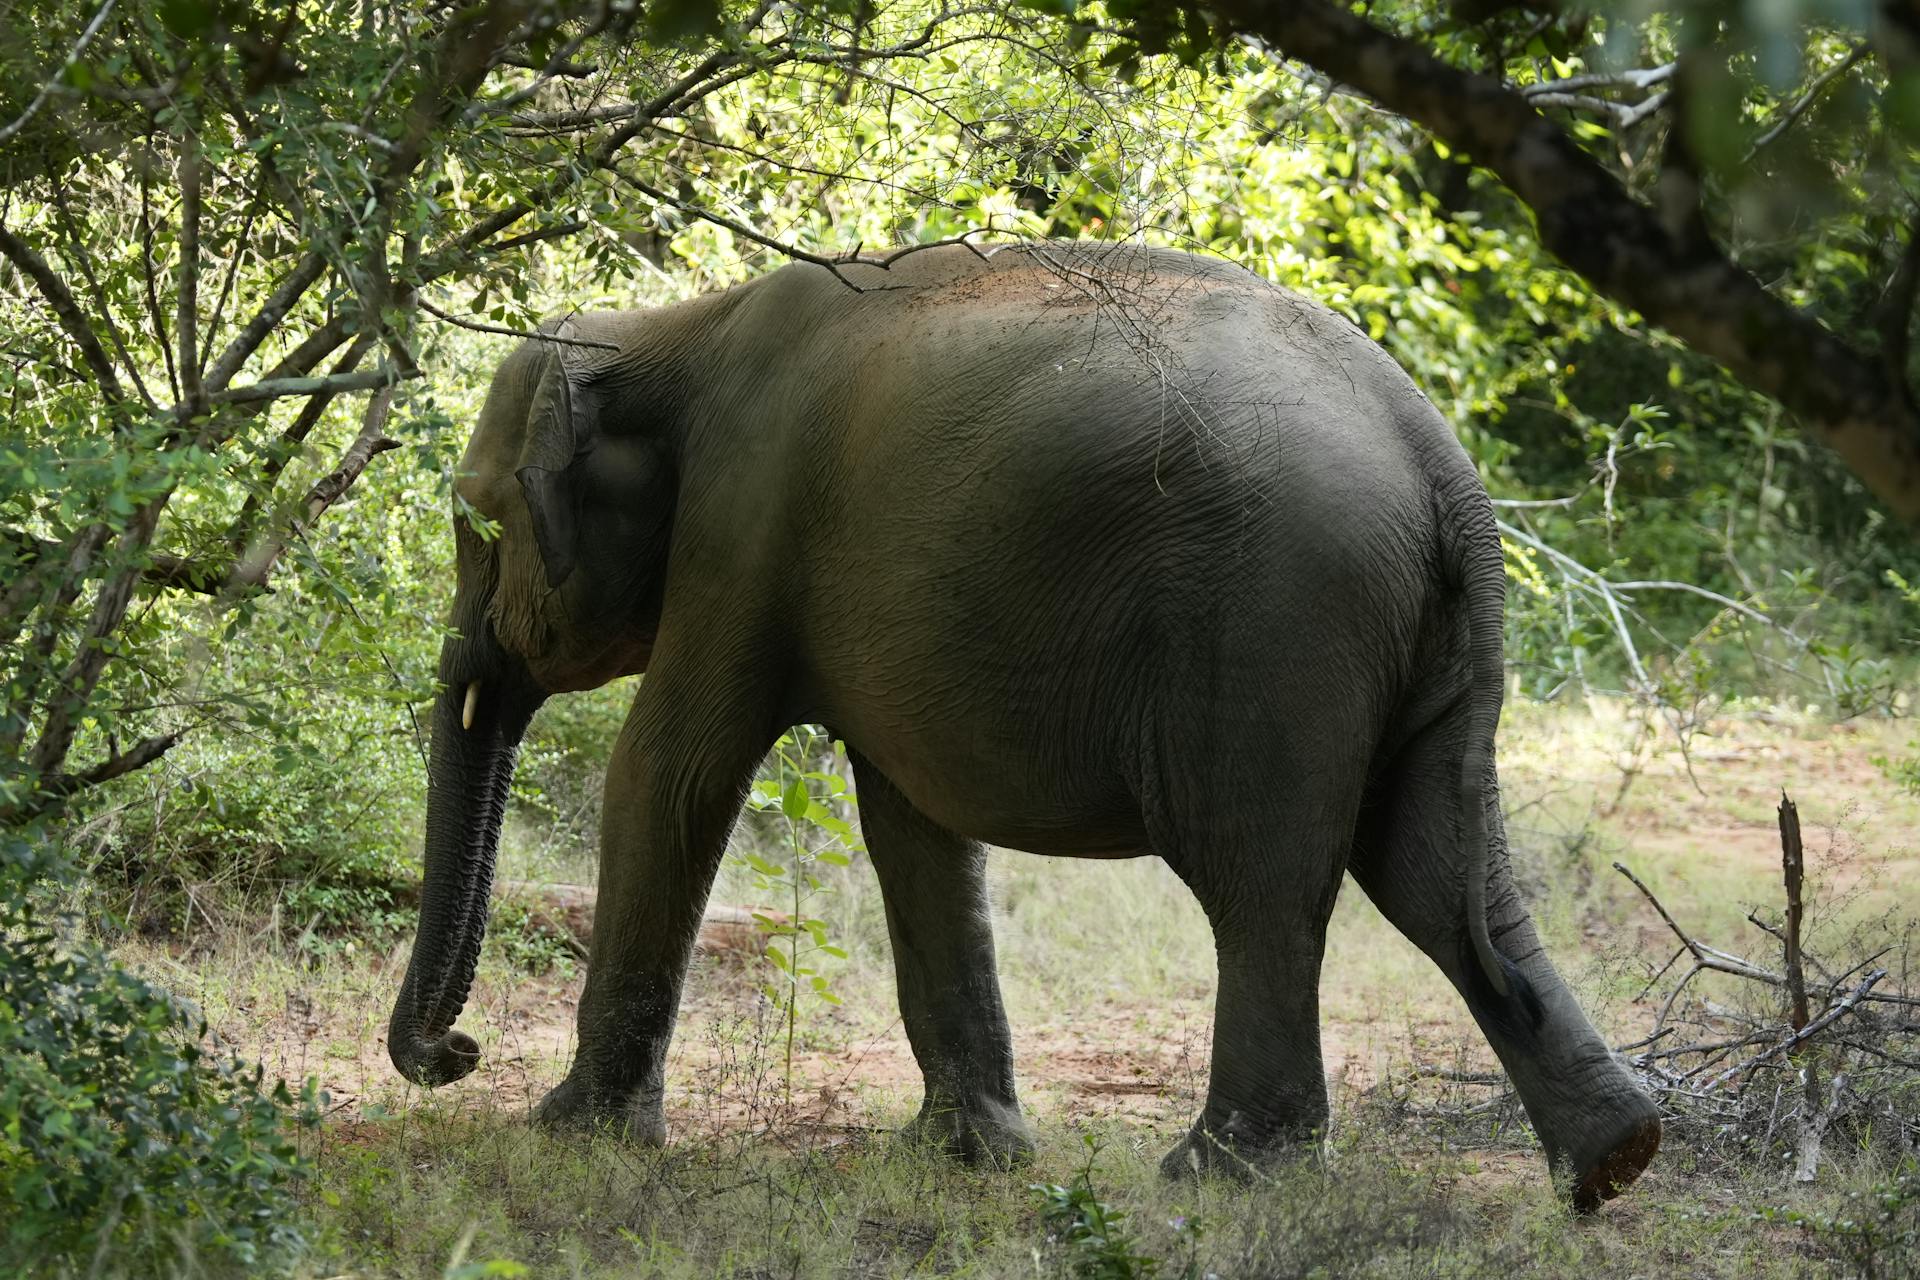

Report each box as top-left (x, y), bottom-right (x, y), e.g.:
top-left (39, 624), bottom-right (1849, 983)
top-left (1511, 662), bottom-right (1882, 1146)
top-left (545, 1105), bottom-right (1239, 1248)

top-left (386, 242), bottom-right (1660, 1209)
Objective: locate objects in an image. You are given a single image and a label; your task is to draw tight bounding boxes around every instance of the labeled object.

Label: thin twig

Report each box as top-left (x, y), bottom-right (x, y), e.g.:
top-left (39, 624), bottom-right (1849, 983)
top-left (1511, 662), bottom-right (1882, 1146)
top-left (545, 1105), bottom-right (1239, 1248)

top-left (417, 299), bottom-right (620, 349)
top-left (1744, 43), bottom-right (1871, 161)
top-left (0, 0), bottom-right (117, 145)
top-left (1705, 970), bottom-right (1888, 1092)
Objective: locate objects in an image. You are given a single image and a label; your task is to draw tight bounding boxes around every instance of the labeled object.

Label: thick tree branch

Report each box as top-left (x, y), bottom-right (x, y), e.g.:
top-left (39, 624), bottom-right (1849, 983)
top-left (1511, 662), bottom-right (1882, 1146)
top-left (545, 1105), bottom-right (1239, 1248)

top-left (0, 223), bottom-right (130, 405)
top-left (209, 365), bottom-right (413, 406)
top-left (229, 386), bottom-right (403, 590)
top-left (26, 493), bottom-right (171, 777)
top-left (176, 126), bottom-right (204, 414)
top-left (1519, 63), bottom-right (1675, 97)
top-left (1882, 208), bottom-right (1920, 393)
top-left (1210, 0), bottom-right (1920, 520)
top-left (0, 730), bottom-right (185, 826)
top-left (203, 255), bottom-right (329, 393)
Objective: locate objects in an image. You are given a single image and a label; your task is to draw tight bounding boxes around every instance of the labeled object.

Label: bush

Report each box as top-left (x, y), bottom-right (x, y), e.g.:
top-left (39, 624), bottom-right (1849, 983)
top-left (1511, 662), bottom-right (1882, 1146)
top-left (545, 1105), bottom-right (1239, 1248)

top-left (1760, 1164), bottom-right (1920, 1280)
top-left (0, 841), bottom-right (316, 1276)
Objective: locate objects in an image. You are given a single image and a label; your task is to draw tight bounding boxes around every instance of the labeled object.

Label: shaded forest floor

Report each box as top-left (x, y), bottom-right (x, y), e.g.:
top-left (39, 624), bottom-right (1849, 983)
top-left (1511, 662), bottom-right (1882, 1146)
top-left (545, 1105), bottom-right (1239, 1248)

top-left (115, 705), bottom-right (1920, 1277)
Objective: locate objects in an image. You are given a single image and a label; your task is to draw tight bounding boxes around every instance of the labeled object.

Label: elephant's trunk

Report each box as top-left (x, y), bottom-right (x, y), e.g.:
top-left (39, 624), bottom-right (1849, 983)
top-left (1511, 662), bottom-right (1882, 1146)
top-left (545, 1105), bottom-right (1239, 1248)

top-left (388, 631), bottom-right (543, 1087)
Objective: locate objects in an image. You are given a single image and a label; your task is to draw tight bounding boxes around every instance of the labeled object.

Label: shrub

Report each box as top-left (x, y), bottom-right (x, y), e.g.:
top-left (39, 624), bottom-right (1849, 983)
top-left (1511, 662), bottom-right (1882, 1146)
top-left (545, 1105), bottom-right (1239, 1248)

top-left (0, 840), bottom-right (317, 1276)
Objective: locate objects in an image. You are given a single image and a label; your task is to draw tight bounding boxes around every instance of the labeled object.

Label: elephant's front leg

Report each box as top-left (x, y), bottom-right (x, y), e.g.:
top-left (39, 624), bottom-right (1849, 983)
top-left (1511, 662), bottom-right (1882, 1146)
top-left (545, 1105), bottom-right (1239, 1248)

top-left (850, 753), bottom-right (1032, 1167)
top-left (536, 669), bottom-right (777, 1140)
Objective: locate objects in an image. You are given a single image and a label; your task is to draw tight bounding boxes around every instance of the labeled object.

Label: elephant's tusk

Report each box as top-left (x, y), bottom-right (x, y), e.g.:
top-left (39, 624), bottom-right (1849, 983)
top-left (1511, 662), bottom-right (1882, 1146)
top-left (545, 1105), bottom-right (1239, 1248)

top-left (462, 682), bottom-right (480, 731)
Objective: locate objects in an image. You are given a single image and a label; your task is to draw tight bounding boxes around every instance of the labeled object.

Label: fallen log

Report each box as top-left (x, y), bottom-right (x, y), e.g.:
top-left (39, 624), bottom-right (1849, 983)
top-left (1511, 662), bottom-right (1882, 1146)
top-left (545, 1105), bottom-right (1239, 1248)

top-left (496, 880), bottom-right (783, 959)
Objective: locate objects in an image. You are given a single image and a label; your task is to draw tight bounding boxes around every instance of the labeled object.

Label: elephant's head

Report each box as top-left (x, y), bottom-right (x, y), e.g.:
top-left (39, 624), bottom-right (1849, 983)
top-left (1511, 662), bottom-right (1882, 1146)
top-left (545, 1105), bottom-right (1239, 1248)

top-left (388, 320), bottom-right (674, 1088)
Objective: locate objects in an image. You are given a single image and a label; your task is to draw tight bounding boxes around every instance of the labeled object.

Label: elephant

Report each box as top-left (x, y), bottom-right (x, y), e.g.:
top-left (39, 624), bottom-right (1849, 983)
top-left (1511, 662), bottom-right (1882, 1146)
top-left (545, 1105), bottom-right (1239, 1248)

top-left (385, 241), bottom-right (1661, 1210)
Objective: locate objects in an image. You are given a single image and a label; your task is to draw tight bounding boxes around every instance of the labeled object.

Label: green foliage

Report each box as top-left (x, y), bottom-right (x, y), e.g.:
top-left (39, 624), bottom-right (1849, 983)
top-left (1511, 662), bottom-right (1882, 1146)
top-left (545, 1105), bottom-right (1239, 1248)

top-left (486, 896), bottom-right (580, 978)
top-left (0, 841), bottom-right (317, 1275)
top-left (737, 726), bottom-right (863, 1096)
top-left (1030, 1140), bottom-right (1199, 1280)
top-left (1756, 1163), bottom-right (1920, 1280)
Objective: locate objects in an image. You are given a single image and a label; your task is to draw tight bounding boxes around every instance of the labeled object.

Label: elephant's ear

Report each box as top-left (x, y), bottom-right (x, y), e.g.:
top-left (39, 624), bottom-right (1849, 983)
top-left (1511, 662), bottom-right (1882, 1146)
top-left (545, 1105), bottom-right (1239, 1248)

top-left (514, 327), bottom-right (596, 590)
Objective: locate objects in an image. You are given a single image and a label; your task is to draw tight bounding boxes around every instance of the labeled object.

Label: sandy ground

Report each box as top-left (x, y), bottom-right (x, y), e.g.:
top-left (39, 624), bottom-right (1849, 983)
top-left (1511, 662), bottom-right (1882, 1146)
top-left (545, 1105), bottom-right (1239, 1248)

top-left (188, 707), bottom-right (1916, 1162)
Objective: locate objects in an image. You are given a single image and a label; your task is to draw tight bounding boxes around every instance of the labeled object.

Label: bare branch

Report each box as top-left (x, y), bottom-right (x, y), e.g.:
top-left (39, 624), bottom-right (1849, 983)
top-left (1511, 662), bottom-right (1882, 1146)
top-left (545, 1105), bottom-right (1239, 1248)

top-left (1525, 89), bottom-right (1670, 130)
top-left (0, 223), bottom-right (130, 405)
top-left (0, 730), bottom-right (186, 826)
top-left (0, 0), bottom-right (117, 146)
top-left (1603, 579), bottom-right (1800, 640)
top-left (1614, 861), bottom-right (1787, 986)
top-left (208, 365), bottom-right (415, 406)
top-left (1519, 63), bottom-right (1675, 98)
top-left (1778, 793), bottom-right (1810, 1032)
top-left (176, 126), bottom-right (204, 414)
top-left (1705, 970), bottom-right (1888, 1092)
top-left (417, 299), bottom-right (621, 349)
top-left (1744, 43), bottom-right (1872, 161)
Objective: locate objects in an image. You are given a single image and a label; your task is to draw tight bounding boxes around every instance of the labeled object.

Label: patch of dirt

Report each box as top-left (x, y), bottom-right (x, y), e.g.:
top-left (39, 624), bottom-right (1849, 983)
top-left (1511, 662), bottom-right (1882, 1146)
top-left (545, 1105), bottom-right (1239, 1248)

top-left (213, 708), bottom-right (1914, 1197)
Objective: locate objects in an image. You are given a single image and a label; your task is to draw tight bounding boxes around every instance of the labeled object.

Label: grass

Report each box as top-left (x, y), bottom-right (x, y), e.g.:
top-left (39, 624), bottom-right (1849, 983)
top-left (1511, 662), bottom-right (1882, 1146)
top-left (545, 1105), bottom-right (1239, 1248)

top-left (73, 702), bottom-right (1920, 1277)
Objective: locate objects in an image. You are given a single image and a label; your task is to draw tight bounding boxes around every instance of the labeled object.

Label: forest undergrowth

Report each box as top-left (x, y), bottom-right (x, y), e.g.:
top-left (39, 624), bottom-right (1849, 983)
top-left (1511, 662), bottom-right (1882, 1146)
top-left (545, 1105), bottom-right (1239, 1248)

top-left (53, 704), bottom-right (1916, 1280)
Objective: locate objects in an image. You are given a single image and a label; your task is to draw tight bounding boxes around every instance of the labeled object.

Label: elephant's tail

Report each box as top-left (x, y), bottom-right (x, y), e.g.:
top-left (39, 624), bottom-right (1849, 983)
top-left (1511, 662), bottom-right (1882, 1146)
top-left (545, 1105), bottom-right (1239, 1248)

top-left (1443, 478), bottom-right (1513, 1001)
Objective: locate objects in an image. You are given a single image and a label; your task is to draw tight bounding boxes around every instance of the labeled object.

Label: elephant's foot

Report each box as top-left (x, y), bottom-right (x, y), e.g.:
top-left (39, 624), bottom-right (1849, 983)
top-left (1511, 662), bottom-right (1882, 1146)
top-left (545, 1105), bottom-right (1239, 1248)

top-left (1158, 1111), bottom-right (1323, 1181)
top-left (1565, 1107), bottom-right (1662, 1214)
top-left (897, 1094), bottom-right (1034, 1169)
top-left (533, 1074), bottom-right (668, 1145)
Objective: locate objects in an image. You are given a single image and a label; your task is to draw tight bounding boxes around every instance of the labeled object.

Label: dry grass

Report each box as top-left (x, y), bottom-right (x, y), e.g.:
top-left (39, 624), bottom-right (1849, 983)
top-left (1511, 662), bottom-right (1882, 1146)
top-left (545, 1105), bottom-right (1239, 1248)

top-left (86, 702), bottom-right (1920, 1278)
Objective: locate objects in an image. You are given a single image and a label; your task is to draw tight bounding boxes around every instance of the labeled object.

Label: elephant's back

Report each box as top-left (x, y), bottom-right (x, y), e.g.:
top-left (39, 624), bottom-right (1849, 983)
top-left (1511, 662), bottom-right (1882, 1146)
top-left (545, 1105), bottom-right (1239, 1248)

top-left (773, 247), bottom-right (1455, 814)
top-left (749, 242), bottom-right (1457, 484)
top-left (781, 244), bottom-right (1449, 543)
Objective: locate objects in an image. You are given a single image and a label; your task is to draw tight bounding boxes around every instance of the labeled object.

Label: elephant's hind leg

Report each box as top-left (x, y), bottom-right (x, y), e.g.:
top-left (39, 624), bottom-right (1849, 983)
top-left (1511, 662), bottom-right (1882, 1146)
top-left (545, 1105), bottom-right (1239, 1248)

top-left (1351, 727), bottom-right (1661, 1210)
top-left (1147, 746), bottom-right (1363, 1179)
top-left (850, 752), bottom-right (1033, 1168)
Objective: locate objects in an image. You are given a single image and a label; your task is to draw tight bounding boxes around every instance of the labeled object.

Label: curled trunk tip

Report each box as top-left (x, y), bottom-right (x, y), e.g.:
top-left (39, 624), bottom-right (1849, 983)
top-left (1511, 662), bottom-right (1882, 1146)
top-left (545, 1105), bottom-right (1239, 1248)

top-left (389, 1026), bottom-right (482, 1087)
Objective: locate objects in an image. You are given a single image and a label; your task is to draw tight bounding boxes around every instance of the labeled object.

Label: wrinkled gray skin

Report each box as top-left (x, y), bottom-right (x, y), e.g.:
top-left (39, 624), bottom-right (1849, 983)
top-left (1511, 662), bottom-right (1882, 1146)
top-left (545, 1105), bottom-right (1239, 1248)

top-left (387, 244), bottom-right (1660, 1210)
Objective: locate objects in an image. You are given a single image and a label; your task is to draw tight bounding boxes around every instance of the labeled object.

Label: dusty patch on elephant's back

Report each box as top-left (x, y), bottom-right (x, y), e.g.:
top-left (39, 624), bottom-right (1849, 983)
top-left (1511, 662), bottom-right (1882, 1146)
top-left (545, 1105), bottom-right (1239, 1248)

top-left (902, 254), bottom-right (1247, 316)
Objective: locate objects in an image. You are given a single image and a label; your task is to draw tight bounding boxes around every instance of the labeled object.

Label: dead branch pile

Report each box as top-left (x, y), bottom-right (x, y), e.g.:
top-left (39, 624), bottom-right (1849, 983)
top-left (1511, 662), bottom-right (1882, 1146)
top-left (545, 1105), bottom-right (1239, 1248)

top-left (1371, 794), bottom-right (1918, 1179)
top-left (1614, 794), bottom-right (1918, 1179)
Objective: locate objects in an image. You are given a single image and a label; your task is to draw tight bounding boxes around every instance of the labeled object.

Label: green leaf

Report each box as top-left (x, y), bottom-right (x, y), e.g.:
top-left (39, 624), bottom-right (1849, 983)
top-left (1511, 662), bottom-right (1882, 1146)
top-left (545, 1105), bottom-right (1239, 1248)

top-left (781, 778), bottom-right (808, 820)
